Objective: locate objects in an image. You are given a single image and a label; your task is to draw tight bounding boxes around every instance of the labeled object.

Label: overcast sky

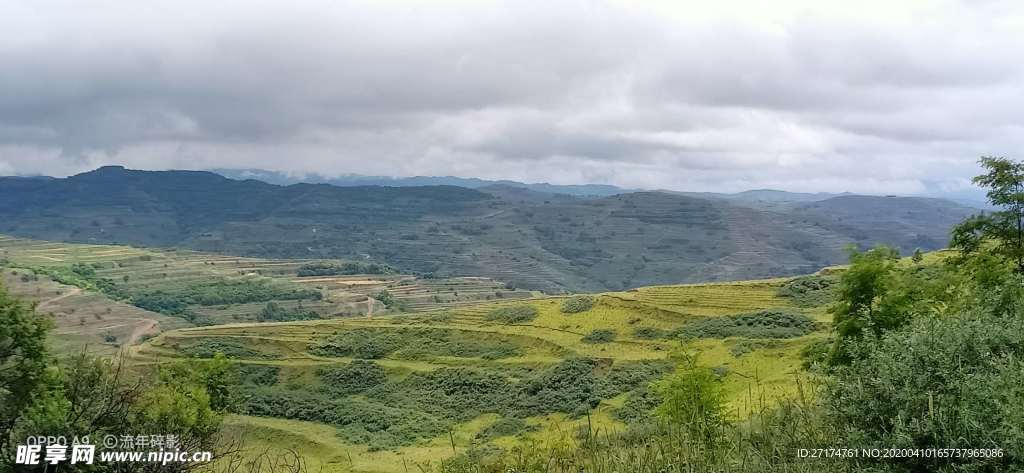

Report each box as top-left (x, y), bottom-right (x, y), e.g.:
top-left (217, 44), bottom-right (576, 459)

top-left (1, 0), bottom-right (1022, 194)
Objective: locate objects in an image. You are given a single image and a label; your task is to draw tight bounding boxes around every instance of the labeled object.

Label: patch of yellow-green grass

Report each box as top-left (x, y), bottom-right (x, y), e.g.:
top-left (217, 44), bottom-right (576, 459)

top-left (608, 279), bottom-right (795, 317)
top-left (684, 335), bottom-right (824, 418)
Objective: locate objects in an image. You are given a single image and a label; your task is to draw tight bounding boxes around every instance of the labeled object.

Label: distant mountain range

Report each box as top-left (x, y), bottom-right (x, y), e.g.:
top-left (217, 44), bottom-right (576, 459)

top-left (0, 166), bottom-right (979, 292)
top-left (212, 168), bottom-right (991, 209)
top-left (212, 168), bottom-right (627, 197)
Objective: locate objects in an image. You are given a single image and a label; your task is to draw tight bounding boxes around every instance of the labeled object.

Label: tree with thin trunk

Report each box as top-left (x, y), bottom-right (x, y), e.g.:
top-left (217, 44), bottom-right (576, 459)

top-left (952, 156), bottom-right (1024, 273)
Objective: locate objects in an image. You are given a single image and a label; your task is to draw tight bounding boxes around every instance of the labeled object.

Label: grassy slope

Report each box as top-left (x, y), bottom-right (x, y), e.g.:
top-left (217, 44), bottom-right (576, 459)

top-left (136, 276), bottom-right (831, 472)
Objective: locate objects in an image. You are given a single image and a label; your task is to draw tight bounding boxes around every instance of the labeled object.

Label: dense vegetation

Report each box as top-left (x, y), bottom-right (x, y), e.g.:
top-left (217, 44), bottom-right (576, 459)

top-left (484, 304), bottom-right (538, 324)
top-left (256, 301), bottom-right (320, 321)
top-left (237, 358), bottom-right (671, 451)
top-left (296, 261), bottom-right (391, 276)
top-left (442, 157), bottom-right (1024, 473)
top-left (310, 328), bottom-right (522, 360)
top-left (674, 309), bottom-right (819, 339)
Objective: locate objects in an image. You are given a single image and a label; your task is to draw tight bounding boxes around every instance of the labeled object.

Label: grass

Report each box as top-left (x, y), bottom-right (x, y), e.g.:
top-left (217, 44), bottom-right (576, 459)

top-left (1, 234), bottom-right (838, 472)
top-left (133, 270), bottom-right (832, 472)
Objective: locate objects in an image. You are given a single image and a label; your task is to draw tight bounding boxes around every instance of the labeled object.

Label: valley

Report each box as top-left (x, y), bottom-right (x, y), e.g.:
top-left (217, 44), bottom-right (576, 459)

top-left (0, 233), bottom-right (835, 472)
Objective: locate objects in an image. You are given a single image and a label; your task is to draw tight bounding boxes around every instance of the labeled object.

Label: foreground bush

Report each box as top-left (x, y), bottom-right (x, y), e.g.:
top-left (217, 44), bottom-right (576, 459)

top-left (828, 311), bottom-right (1024, 472)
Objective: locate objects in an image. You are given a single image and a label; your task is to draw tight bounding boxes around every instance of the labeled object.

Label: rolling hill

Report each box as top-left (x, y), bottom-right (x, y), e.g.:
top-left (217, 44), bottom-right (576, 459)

top-left (0, 166), bottom-right (975, 292)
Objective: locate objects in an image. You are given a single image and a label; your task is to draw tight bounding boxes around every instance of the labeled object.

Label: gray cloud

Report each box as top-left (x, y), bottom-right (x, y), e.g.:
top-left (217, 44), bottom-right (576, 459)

top-left (0, 0), bottom-right (1022, 194)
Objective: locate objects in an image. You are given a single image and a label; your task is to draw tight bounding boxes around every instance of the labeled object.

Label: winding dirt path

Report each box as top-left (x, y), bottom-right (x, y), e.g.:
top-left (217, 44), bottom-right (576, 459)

top-left (36, 287), bottom-right (81, 313)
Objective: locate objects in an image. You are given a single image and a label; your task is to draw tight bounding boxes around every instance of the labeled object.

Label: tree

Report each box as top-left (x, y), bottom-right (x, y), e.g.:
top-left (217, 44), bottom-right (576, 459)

top-left (0, 282), bottom-right (243, 472)
top-left (828, 245), bottom-right (900, 365)
top-left (952, 157), bottom-right (1024, 273)
top-left (0, 283), bottom-right (51, 464)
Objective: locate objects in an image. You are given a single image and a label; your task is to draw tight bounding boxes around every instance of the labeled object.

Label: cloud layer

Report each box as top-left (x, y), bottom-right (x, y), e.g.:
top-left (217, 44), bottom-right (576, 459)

top-left (1, 0), bottom-right (1022, 193)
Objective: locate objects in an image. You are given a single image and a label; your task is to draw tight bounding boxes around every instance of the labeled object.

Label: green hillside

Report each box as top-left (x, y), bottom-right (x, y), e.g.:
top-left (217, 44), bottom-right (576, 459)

top-left (129, 274), bottom-right (834, 472)
top-left (0, 166), bottom-right (973, 293)
top-left (0, 236), bottom-right (534, 352)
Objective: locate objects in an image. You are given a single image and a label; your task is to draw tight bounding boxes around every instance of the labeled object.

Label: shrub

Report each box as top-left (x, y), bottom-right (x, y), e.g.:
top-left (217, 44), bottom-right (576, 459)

top-left (633, 326), bottom-right (669, 339)
top-left (827, 312), bottom-right (1024, 471)
top-left (236, 364), bottom-right (279, 386)
top-left (560, 295), bottom-right (595, 314)
top-left (514, 359), bottom-right (600, 417)
top-left (180, 338), bottom-right (279, 360)
top-left (673, 310), bottom-right (819, 339)
top-left (310, 328), bottom-right (521, 360)
top-left (297, 261), bottom-right (389, 276)
top-left (485, 305), bottom-right (538, 324)
top-left (777, 275), bottom-right (838, 307)
top-left (654, 359), bottom-right (728, 447)
top-left (385, 367), bottom-right (517, 422)
top-left (257, 301), bottom-right (319, 322)
top-left (581, 329), bottom-right (616, 344)
top-left (319, 360), bottom-right (387, 395)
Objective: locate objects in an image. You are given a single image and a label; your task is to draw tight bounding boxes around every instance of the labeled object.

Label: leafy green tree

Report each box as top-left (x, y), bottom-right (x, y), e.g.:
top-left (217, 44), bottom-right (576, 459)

top-left (0, 283), bottom-right (51, 464)
top-left (826, 246), bottom-right (957, 367)
top-left (952, 156), bottom-right (1024, 273)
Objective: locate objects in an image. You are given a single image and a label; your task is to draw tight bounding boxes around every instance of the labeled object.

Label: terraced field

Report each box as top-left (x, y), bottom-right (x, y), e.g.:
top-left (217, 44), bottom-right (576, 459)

top-left (0, 235), bottom-right (535, 349)
top-left (0, 234), bottom-right (841, 471)
top-left (133, 274), bottom-right (835, 472)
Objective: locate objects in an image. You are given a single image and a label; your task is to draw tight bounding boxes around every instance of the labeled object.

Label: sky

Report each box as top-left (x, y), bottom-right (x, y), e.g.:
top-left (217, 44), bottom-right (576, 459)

top-left (1, 0), bottom-right (1022, 195)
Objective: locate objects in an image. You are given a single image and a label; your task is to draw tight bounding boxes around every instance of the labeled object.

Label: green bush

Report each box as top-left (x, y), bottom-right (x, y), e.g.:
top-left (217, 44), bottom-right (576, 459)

top-left (514, 359), bottom-right (600, 418)
top-left (777, 275), bottom-right (838, 307)
top-left (581, 329), bottom-right (616, 344)
top-left (240, 387), bottom-right (446, 450)
top-left (485, 305), bottom-right (538, 324)
top-left (310, 328), bottom-right (521, 360)
top-left (180, 338), bottom-right (279, 360)
top-left (633, 326), bottom-right (669, 339)
top-left (827, 312), bottom-right (1024, 471)
top-left (258, 302), bottom-right (320, 322)
top-left (674, 310), bottom-right (819, 339)
top-left (297, 261), bottom-right (389, 276)
top-left (382, 367), bottom-right (518, 422)
top-left (319, 360), bottom-right (387, 394)
top-left (560, 295), bottom-right (595, 314)
top-left (131, 277), bottom-right (321, 317)
top-left (236, 364), bottom-right (280, 386)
